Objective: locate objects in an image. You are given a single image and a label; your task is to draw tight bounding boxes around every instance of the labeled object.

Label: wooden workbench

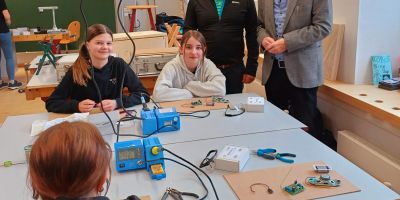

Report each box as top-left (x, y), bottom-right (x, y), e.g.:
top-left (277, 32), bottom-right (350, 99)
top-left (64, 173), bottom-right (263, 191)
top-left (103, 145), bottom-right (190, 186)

top-left (12, 32), bottom-right (68, 42)
top-left (25, 65), bottom-right (158, 101)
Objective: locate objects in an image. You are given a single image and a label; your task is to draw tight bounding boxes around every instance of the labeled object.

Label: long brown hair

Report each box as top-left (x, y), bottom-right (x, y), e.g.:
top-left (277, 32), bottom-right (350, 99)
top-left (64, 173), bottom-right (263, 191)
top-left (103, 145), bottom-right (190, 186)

top-left (28, 121), bottom-right (112, 200)
top-left (72, 24), bottom-right (113, 86)
top-left (180, 30), bottom-right (207, 64)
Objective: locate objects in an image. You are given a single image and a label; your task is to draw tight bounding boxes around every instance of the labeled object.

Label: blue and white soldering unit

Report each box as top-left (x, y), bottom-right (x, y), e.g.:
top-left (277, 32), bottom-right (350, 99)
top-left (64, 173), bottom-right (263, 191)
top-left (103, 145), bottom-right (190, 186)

top-left (141, 107), bottom-right (180, 135)
top-left (139, 95), bottom-right (180, 135)
top-left (114, 137), bottom-right (166, 180)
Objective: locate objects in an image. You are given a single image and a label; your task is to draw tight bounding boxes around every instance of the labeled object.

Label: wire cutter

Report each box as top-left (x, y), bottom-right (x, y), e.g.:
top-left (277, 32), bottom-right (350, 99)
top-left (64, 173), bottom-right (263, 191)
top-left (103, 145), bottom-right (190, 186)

top-left (255, 148), bottom-right (296, 164)
top-left (161, 187), bottom-right (199, 200)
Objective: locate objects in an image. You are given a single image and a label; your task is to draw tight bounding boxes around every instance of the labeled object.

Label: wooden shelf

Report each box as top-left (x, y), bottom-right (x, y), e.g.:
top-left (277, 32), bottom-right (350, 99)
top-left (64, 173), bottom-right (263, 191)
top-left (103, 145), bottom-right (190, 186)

top-left (320, 80), bottom-right (400, 128)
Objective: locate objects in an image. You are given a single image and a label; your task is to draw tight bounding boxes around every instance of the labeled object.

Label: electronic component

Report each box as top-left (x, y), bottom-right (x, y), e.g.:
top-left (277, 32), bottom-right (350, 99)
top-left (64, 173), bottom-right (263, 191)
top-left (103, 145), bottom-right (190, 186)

top-left (141, 107), bottom-right (180, 135)
top-left (144, 137), bottom-right (166, 180)
top-left (114, 139), bottom-right (146, 172)
top-left (284, 181), bottom-right (304, 195)
top-left (114, 137), bottom-right (166, 180)
top-left (306, 174), bottom-right (341, 187)
top-left (212, 96), bottom-right (229, 103)
top-left (191, 100), bottom-right (202, 106)
top-left (206, 102), bottom-right (214, 106)
top-left (313, 164), bottom-right (332, 173)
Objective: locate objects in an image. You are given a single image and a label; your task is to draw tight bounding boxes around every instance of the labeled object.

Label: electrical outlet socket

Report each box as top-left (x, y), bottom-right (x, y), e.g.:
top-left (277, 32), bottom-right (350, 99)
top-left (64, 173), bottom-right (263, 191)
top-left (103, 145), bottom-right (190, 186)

top-left (245, 97), bottom-right (265, 112)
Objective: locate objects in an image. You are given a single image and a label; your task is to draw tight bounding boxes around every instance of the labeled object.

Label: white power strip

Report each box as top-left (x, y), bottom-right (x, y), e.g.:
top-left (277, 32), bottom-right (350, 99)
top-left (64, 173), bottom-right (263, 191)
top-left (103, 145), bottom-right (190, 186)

top-left (245, 97), bottom-right (265, 112)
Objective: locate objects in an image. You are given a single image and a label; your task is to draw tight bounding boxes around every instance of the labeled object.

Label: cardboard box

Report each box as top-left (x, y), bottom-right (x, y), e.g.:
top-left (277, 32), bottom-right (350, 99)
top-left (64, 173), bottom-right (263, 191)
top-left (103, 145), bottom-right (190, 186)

top-left (215, 145), bottom-right (250, 172)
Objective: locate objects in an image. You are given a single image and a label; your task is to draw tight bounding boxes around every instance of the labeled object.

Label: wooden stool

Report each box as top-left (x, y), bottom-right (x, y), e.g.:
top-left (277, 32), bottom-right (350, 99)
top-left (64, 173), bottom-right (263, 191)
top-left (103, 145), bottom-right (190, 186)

top-left (126, 5), bottom-right (158, 32)
top-left (165, 23), bottom-right (181, 47)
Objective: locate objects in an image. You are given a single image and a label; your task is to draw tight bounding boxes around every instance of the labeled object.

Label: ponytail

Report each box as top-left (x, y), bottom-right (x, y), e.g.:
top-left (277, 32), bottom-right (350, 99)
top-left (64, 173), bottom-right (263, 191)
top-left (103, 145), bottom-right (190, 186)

top-left (72, 44), bottom-right (92, 86)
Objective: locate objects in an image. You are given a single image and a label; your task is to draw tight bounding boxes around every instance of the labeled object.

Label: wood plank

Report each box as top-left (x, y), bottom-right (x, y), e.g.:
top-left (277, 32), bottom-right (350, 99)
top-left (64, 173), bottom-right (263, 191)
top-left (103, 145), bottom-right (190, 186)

top-left (323, 24), bottom-right (345, 81)
top-left (126, 5), bottom-right (157, 9)
top-left (12, 33), bottom-right (68, 42)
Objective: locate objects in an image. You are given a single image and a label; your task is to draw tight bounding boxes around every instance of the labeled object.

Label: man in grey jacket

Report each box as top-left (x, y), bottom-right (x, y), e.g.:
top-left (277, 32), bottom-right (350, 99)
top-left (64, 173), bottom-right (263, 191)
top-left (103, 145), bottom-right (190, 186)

top-left (257, 0), bottom-right (332, 141)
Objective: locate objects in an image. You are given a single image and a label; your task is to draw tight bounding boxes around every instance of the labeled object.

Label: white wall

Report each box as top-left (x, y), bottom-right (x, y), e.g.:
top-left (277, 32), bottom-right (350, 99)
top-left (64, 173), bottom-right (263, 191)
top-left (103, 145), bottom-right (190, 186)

top-left (333, 0), bottom-right (400, 84)
top-left (355, 0), bottom-right (400, 83)
top-left (332, 0), bottom-right (360, 83)
top-left (114, 0), bottom-right (185, 33)
top-left (156, 0), bottom-right (186, 17)
top-left (114, 0), bottom-right (136, 33)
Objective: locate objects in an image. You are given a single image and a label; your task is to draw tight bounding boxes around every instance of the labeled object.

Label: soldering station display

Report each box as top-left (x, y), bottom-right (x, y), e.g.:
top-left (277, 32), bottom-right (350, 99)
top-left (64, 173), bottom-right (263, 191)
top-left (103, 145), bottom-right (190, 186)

top-left (118, 147), bottom-right (141, 161)
top-left (114, 137), bottom-right (166, 180)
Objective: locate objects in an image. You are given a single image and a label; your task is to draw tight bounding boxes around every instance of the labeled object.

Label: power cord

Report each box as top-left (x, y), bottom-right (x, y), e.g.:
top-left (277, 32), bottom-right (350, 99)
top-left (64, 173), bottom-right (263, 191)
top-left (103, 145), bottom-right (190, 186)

top-left (179, 110), bottom-right (211, 118)
top-left (162, 148), bottom-right (220, 200)
top-left (224, 104), bottom-right (245, 117)
top-left (115, 120), bottom-right (179, 142)
top-left (160, 157), bottom-right (209, 200)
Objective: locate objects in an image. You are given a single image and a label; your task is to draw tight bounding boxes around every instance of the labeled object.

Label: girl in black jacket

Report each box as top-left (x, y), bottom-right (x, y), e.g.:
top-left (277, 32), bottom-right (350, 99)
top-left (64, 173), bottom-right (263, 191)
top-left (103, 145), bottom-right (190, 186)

top-left (46, 24), bottom-right (148, 113)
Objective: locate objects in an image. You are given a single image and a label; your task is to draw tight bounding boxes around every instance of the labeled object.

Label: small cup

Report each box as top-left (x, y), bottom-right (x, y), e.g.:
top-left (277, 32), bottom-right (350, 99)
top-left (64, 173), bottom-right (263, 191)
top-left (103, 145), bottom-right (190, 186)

top-left (24, 145), bottom-right (32, 163)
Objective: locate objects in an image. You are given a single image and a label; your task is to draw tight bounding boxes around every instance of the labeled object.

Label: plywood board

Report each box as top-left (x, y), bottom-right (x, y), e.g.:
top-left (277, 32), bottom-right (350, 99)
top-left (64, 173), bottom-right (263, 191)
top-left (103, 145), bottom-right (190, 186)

top-left (323, 24), bottom-right (345, 81)
top-left (159, 97), bottom-right (229, 113)
top-left (139, 195), bottom-right (151, 200)
top-left (224, 161), bottom-right (360, 200)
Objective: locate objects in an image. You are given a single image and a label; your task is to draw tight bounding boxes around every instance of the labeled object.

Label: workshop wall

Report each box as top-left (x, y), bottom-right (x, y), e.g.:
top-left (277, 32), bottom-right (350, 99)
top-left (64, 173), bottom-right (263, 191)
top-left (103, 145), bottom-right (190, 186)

top-left (7, 0), bottom-right (116, 52)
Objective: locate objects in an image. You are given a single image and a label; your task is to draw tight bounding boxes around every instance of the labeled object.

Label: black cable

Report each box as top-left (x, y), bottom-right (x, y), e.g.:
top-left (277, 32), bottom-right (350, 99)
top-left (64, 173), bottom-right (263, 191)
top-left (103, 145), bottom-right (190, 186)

top-left (139, 92), bottom-right (161, 109)
top-left (118, 66), bottom-right (143, 120)
top-left (179, 110), bottom-right (211, 118)
top-left (79, 0), bottom-right (88, 42)
top-left (199, 149), bottom-right (218, 168)
top-left (117, 0), bottom-right (136, 67)
top-left (160, 157), bottom-right (208, 200)
top-left (224, 105), bottom-right (245, 117)
top-left (80, 0), bottom-right (119, 138)
top-left (103, 179), bottom-right (110, 196)
top-left (82, 0), bottom-right (147, 141)
top-left (115, 122), bottom-right (179, 142)
top-left (162, 148), bottom-right (220, 200)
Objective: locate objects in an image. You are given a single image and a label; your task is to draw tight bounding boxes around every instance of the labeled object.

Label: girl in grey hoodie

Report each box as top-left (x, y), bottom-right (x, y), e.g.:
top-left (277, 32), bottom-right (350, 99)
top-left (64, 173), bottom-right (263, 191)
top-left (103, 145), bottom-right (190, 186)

top-left (153, 30), bottom-right (226, 102)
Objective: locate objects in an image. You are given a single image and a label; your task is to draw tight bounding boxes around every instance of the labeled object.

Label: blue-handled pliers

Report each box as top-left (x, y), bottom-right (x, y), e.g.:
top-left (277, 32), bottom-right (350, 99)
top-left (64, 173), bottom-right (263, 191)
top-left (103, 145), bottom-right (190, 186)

top-left (256, 148), bottom-right (277, 160)
top-left (255, 148), bottom-right (296, 164)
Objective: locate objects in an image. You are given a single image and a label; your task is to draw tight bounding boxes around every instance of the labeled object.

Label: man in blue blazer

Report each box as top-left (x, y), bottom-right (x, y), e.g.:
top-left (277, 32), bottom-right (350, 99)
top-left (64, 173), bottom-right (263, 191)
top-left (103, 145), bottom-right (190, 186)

top-left (257, 0), bottom-right (333, 141)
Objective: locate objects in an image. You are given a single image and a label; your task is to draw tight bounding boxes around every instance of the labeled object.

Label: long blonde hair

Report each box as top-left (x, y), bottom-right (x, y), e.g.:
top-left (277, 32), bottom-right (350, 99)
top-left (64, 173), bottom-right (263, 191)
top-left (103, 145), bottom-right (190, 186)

top-left (72, 24), bottom-right (113, 86)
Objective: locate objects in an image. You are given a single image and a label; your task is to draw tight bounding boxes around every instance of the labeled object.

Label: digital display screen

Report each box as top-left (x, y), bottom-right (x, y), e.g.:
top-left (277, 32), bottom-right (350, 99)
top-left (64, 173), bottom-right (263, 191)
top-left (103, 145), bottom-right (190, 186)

top-left (164, 120), bottom-right (172, 126)
top-left (118, 147), bottom-right (141, 161)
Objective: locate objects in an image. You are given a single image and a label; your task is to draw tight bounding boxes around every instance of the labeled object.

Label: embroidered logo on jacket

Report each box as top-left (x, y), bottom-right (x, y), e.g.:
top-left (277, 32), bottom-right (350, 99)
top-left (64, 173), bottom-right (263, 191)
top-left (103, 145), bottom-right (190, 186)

top-left (110, 78), bottom-right (117, 85)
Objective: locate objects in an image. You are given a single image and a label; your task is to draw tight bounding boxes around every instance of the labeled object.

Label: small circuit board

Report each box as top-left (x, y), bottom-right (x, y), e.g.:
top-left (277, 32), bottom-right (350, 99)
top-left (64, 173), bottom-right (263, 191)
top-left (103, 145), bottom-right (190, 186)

top-left (284, 180), bottom-right (304, 195)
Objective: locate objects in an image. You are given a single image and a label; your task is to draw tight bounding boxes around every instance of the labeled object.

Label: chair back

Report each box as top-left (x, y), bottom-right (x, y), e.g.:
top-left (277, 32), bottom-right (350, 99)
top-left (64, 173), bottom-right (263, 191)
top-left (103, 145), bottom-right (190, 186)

top-left (67, 21), bottom-right (80, 42)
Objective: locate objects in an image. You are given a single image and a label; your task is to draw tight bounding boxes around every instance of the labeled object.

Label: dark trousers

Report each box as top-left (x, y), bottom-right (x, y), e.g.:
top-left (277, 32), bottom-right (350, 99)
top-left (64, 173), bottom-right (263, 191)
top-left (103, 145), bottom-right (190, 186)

top-left (219, 62), bottom-right (245, 94)
top-left (265, 60), bottom-right (323, 140)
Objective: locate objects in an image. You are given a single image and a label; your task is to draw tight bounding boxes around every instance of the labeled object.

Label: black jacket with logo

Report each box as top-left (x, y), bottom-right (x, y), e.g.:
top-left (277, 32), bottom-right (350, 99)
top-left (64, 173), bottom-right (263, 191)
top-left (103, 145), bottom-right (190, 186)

top-left (46, 56), bottom-right (148, 113)
top-left (185, 0), bottom-right (259, 76)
